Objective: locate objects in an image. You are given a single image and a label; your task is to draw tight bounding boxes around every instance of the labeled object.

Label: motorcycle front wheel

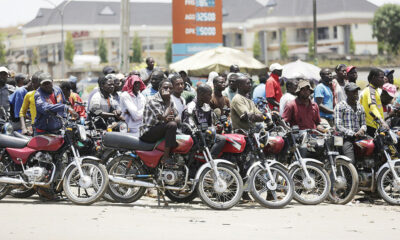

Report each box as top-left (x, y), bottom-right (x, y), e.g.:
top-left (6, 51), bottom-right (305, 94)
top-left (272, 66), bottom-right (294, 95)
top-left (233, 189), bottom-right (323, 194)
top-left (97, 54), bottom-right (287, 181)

top-left (249, 165), bottom-right (294, 208)
top-left (197, 163), bottom-right (243, 210)
top-left (327, 159), bottom-right (358, 205)
top-left (63, 160), bottom-right (109, 205)
top-left (377, 165), bottom-right (400, 205)
top-left (290, 162), bottom-right (331, 205)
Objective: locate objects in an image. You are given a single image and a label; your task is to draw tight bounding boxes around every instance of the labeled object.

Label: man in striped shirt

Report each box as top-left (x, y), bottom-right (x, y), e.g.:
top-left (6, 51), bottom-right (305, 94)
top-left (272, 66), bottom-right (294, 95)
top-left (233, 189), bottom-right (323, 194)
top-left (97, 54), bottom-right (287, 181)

top-left (334, 82), bottom-right (367, 163)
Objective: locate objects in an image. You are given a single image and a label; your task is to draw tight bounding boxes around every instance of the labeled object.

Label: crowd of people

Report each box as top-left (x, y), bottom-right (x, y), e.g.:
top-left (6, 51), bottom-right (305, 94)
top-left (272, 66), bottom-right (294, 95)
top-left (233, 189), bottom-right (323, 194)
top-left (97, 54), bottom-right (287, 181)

top-left (0, 57), bottom-right (399, 167)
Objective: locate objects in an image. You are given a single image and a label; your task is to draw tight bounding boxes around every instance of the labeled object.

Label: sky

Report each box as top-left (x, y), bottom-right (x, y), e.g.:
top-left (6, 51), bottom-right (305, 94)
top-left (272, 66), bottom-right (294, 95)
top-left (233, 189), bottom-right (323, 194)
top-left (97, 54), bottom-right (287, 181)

top-left (0, 0), bottom-right (400, 28)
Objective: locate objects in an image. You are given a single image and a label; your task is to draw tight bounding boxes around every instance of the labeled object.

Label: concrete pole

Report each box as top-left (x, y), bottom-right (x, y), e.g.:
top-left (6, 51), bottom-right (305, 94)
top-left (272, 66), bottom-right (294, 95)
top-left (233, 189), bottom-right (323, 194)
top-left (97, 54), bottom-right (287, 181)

top-left (120, 0), bottom-right (130, 73)
top-left (61, 12), bottom-right (65, 78)
top-left (313, 0), bottom-right (317, 64)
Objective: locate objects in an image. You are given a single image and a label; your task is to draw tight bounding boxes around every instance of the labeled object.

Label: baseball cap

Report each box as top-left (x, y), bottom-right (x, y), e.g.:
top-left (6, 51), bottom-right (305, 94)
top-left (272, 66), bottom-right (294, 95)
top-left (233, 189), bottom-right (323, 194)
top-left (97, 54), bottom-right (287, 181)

top-left (38, 72), bottom-right (53, 84)
top-left (384, 69), bottom-right (395, 77)
top-left (0, 66), bottom-right (10, 74)
top-left (382, 83), bottom-right (397, 97)
top-left (346, 66), bottom-right (356, 74)
top-left (295, 79), bottom-right (314, 93)
top-left (269, 63), bottom-right (283, 72)
top-left (344, 82), bottom-right (360, 92)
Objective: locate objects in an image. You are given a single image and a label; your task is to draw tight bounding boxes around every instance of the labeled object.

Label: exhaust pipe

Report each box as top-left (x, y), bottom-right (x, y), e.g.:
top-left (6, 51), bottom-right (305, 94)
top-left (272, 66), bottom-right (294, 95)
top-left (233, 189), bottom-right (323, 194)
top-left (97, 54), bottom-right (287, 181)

top-left (109, 176), bottom-right (156, 188)
top-left (0, 176), bottom-right (24, 185)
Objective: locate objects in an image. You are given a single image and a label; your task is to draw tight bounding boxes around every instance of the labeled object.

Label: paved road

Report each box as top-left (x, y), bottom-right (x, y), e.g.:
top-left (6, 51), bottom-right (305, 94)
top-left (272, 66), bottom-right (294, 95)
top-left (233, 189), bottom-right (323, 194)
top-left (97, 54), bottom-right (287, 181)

top-left (1, 195), bottom-right (400, 240)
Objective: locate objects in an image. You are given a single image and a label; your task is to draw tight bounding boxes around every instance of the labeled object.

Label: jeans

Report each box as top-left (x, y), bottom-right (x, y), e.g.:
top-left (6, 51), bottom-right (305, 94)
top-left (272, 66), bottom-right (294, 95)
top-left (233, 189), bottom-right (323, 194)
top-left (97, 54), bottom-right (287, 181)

top-left (342, 138), bottom-right (355, 164)
top-left (210, 135), bottom-right (226, 159)
top-left (140, 122), bottom-right (178, 148)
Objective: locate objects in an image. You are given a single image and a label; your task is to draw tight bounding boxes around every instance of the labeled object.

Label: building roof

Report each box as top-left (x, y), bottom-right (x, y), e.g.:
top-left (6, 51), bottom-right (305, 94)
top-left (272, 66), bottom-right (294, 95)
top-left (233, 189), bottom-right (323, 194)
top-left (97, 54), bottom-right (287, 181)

top-left (24, 0), bottom-right (377, 28)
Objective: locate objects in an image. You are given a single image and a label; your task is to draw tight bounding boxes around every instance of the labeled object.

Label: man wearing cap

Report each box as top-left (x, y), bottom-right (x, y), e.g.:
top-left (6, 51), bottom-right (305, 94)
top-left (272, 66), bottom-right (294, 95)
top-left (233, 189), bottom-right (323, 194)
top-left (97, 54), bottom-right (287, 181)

top-left (334, 82), bottom-right (366, 163)
top-left (34, 72), bottom-right (77, 135)
top-left (346, 66), bottom-right (358, 83)
top-left (265, 63), bottom-right (283, 110)
top-left (360, 68), bottom-right (387, 136)
top-left (282, 79), bottom-right (324, 131)
top-left (384, 69), bottom-right (395, 84)
top-left (0, 66), bottom-right (11, 118)
top-left (332, 64), bottom-right (347, 105)
top-left (314, 69), bottom-right (334, 126)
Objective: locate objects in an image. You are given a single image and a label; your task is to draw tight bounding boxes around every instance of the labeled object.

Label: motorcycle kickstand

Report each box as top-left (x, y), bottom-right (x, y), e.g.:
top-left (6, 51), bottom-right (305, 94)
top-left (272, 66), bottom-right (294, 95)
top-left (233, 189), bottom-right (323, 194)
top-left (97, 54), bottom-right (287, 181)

top-left (156, 188), bottom-right (169, 207)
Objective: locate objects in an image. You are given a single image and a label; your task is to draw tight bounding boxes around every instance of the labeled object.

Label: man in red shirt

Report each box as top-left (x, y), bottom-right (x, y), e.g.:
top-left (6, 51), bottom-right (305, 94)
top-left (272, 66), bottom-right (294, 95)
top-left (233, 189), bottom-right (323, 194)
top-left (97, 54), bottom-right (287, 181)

top-left (282, 79), bottom-right (324, 132)
top-left (265, 63), bottom-right (283, 110)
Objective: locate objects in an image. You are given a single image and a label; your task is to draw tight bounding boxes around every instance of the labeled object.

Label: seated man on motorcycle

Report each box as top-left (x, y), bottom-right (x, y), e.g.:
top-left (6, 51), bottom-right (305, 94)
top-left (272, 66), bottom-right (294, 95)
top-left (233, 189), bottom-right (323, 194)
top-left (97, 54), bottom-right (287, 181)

top-left (231, 74), bottom-right (266, 131)
top-left (140, 79), bottom-right (180, 168)
top-left (34, 72), bottom-right (78, 135)
top-left (182, 83), bottom-right (226, 159)
top-left (334, 82), bottom-right (367, 163)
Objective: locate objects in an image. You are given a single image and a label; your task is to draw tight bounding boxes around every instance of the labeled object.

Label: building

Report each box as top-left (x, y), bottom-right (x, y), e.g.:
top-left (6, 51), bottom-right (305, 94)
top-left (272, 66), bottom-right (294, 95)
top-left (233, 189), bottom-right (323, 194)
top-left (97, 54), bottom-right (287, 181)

top-left (5, 0), bottom-right (378, 77)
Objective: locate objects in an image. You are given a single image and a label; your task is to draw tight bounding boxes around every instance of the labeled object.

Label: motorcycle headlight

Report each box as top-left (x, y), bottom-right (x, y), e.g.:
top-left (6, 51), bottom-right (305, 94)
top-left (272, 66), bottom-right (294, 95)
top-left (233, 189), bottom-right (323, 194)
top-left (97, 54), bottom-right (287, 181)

top-left (4, 123), bottom-right (13, 135)
top-left (119, 122), bottom-right (128, 133)
top-left (389, 130), bottom-right (398, 144)
top-left (78, 125), bottom-right (87, 141)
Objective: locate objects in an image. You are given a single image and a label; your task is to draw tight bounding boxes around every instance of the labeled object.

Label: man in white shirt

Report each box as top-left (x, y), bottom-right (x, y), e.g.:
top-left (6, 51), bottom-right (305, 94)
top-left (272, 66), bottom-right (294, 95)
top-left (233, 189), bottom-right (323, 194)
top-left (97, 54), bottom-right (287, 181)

top-left (169, 73), bottom-right (186, 119)
top-left (279, 79), bottom-right (298, 116)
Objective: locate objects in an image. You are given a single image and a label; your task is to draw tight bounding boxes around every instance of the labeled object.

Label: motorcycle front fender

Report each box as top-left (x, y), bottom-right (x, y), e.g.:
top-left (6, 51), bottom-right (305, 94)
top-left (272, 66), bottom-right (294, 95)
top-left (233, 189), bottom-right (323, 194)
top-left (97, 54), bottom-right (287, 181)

top-left (288, 158), bottom-right (324, 170)
top-left (245, 160), bottom-right (288, 177)
top-left (194, 159), bottom-right (237, 181)
top-left (376, 159), bottom-right (400, 178)
top-left (334, 155), bottom-right (352, 163)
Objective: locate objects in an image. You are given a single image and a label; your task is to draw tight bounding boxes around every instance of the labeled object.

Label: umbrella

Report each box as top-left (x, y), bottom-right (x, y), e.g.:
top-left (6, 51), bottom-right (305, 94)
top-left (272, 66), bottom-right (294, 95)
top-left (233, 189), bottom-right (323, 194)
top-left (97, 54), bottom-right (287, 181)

top-left (169, 46), bottom-right (267, 76)
top-left (282, 59), bottom-right (321, 81)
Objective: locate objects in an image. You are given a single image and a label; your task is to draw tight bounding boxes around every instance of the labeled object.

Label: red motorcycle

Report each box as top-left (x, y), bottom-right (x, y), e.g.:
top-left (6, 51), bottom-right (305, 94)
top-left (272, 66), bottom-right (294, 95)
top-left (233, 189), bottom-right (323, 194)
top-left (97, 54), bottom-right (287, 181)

top-left (0, 112), bottom-right (109, 205)
top-left (103, 116), bottom-right (243, 210)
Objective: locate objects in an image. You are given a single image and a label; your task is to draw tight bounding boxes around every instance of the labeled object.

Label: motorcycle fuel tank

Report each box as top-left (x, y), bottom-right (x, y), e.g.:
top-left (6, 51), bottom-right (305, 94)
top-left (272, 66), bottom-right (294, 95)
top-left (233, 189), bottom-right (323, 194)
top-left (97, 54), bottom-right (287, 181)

top-left (156, 135), bottom-right (194, 154)
top-left (222, 134), bottom-right (246, 153)
top-left (354, 139), bottom-right (374, 157)
top-left (264, 136), bottom-right (285, 154)
top-left (27, 135), bottom-right (64, 152)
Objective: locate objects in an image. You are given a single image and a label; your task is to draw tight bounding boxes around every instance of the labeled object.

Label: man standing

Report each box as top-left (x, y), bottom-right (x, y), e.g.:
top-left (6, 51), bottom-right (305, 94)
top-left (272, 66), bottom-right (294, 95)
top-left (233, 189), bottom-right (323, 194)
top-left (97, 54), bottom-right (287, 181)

top-left (14, 73), bottom-right (27, 88)
top-left (142, 70), bottom-right (165, 98)
top-left (20, 71), bottom-right (42, 135)
top-left (360, 68), bottom-right (387, 136)
top-left (34, 73), bottom-right (77, 135)
top-left (283, 80), bottom-right (323, 131)
top-left (210, 76), bottom-right (230, 113)
top-left (252, 75), bottom-right (267, 104)
top-left (231, 74), bottom-right (265, 131)
top-left (384, 69), bottom-right (395, 84)
top-left (230, 65), bottom-right (240, 73)
top-left (140, 57), bottom-right (155, 85)
top-left (222, 73), bottom-right (238, 102)
top-left (334, 83), bottom-right (366, 163)
top-left (60, 81), bottom-right (86, 118)
top-left (170, 74), bottom-right (186, 118)
top-left (279, 79), bottom-right (298, 116)
top-left (89, 75), bottom-right (121, 120)
top-left (265, 63), bottom-right (283, 110)
top-left (0, 66), bottom-right (11, 118)
top-left (346, 66), bottom-right (358, 83)
top-left (332, 64), bottom-right (347, 105)
top-left (314, 69), bottom-right (334, 125)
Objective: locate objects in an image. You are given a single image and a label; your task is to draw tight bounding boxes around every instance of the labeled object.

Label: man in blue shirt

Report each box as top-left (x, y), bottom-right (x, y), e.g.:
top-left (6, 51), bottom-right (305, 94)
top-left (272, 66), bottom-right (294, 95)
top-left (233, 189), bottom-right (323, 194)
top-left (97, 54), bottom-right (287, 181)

top-left (314, 69), bottom-right (334, 126)
top-left (252, 75), bottom-right (267, 104)
top-left (142, 70), bottom-right (165, 98)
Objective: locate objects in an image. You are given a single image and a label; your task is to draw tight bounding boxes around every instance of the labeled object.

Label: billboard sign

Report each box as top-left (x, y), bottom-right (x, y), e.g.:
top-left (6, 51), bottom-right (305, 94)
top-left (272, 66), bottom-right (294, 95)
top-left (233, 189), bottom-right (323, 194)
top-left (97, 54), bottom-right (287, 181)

top-left (172, 0), bottom-right (223, 62)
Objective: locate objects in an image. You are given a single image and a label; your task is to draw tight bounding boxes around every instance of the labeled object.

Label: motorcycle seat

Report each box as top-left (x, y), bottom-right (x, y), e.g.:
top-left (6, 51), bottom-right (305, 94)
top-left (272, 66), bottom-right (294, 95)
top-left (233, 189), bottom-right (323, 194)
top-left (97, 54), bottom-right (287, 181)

top-left (0, 134), bottom-right (30, 148)
top-left (102, 132), bottom-right (156, 151)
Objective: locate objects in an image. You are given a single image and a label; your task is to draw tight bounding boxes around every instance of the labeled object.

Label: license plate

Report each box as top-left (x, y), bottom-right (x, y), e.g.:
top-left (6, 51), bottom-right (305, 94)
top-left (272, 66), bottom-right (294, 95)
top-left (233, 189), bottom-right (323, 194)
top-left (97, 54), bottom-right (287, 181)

top-left (328, 151), bottom-right (339, 156)
top-left (334, 136), bottom-right (343, 146)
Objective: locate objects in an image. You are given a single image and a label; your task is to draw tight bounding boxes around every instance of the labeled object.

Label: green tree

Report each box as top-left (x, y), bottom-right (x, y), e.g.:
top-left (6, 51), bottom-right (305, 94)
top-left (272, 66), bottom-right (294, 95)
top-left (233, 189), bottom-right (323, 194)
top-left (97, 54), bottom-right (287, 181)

top-left (308, 31), bottom-right (315, 60)
top-left (349, 32), bottom-right (356, 55)
top-left (165, 38), bottom-right (172, 64)
top-left (98, 36), bottom-right (107, 63)
top-left (132, 33), bottom-right (142, 63)
top-left (253, 32), bottom-right (261, 60)
top-left (0, 34), bottom-right (5, 65)
top-left (32, 47), bottom-right (39, 65)
top-left (280, 30), bottom-right (288, 60)
top-left (64, 32), bottom-right (75, 63)
top-left (372, 4), bottom-right (400, 55)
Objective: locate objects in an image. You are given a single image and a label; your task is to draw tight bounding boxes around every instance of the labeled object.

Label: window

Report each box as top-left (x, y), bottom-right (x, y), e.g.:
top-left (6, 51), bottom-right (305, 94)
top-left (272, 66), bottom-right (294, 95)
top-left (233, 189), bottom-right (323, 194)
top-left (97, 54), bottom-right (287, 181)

top-left (333, 26), bottom-right (337, 39)
top-left (317, 27), bottom-right (329, 40)
top-left (271, 31), bottom-right (277, 41)
top-left (234, 33), bottom-right (242, 46)
top-left (296, 28), bottom-right (311, 42)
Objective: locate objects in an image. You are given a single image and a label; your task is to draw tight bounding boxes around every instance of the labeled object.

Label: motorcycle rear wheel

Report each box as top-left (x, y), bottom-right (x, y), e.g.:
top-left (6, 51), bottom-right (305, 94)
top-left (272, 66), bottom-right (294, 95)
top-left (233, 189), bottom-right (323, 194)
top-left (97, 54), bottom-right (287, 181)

top-left (165, 188), bottom-right (198, 203)
top-left (249, 165), bottom-right (294, 208)
top-left (106, 155), bottom-right (147, 203)
top-left (197, 163), bottom-right (243, 210)
top-left (327, 159), bottom-right (358, 205)
top-left (10, 187), bottom-right (36, 198)
top-left (377, 166), bottom-right (400, 205)
top-left (63, 160), bottom-right (109, 205)
top-left (290, 162), bottom-right (331, 205)
top-left (0, 162), bottom-right (10, 200)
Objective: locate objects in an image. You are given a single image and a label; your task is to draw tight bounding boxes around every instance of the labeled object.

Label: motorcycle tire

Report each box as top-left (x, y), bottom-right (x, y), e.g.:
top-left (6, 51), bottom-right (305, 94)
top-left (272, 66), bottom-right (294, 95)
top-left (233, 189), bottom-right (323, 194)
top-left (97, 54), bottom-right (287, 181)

top-left (106, 155), bottom-right (146, 203)
top-left (165, 188), bottom-right (198, 203)
top-left (0, 183), bottom-right (10, 200)
top-left (63, 160), bottom-right (109, 205)
top-left (197, 163), bottom-right (243, 210)
top-left (327, 159), bottom-right (359, 205)
top-left (289, 162), bottom-right (331, 205)
top-left (249, 165), bottom-right (294, 209)
top-left (10, 187), bottom-right (36, 198)
top-left (377, 165), bottom-right (400, 205)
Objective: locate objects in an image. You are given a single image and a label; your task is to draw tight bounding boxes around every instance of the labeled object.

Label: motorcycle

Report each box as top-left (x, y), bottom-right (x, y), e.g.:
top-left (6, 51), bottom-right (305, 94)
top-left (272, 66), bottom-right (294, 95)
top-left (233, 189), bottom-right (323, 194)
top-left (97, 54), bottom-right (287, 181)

top-left (354, 115), bottom-right (400, 205)
top-left (102, 112), bottom-right (243, 210)
top-left (0, 111), bottom-right (109, 205)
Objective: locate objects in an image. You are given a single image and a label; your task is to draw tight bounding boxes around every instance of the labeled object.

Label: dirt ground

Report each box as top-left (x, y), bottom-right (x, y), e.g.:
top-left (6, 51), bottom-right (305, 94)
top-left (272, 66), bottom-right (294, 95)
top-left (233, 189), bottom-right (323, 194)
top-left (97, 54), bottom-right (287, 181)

top-left (1, 195), bottom-right (399, 240)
